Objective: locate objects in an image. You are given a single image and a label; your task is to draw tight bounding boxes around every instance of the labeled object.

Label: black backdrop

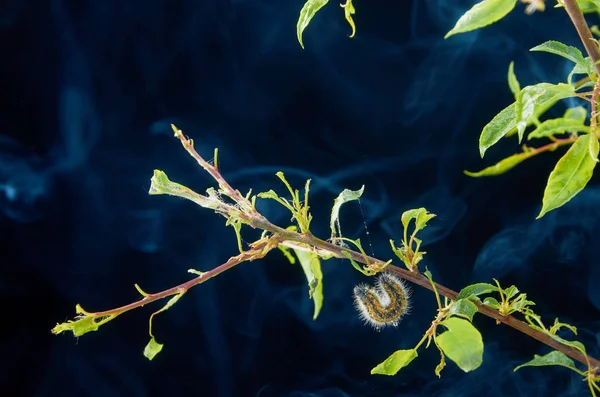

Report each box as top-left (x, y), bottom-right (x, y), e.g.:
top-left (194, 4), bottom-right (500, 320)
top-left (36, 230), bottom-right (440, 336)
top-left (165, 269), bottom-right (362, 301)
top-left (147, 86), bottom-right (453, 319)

top-left (2, 1), bottom-right (600, 396)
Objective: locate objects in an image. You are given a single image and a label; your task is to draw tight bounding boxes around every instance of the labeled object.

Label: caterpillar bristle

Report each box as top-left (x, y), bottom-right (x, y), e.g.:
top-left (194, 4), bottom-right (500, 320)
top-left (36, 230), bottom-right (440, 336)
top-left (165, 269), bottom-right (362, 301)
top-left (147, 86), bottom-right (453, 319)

top-left (353, 272), bottom-right (411, 330)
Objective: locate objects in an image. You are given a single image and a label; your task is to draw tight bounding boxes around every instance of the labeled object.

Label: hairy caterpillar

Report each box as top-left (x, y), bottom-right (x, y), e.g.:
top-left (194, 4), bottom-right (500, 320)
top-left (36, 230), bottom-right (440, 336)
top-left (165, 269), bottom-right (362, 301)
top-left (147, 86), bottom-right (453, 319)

top-left (353, 272), bottom-right (411, 330)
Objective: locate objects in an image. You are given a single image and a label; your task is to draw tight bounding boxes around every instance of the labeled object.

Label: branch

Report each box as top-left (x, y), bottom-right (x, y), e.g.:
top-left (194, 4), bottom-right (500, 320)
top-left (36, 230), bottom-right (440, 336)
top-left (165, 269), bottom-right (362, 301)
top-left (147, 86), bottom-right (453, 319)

top-left (563, 0), bottom-right (600, 76)
top-left (53, 126), bottom-right (600, 375)
top-left (258, 222), bottom-right (600, 372)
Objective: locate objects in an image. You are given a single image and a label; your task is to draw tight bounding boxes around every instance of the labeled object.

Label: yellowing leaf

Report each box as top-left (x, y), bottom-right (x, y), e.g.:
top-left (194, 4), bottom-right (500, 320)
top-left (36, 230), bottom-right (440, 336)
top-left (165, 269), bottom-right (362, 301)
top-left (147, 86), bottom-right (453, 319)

top-left (143, 337), bottom-right (164, 361)
top-left (537, 134), bottom-right (598, 218)
top-left (371, 349), bottom-right (418, 375)
top-left (445, 0), bottom-right (517, 39)
top-left (464, 150), bottom-right (537, 177)
top-left (340, 0), bottom-right (356, 38)
top-left (297, 0), bottom-right (329, 49)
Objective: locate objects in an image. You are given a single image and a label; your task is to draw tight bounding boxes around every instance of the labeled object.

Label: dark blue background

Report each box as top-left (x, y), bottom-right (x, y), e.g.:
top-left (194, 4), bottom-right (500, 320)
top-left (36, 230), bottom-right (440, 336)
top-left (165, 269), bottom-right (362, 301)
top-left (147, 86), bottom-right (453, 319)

top-left (2, 1), bottom-right (600, 396)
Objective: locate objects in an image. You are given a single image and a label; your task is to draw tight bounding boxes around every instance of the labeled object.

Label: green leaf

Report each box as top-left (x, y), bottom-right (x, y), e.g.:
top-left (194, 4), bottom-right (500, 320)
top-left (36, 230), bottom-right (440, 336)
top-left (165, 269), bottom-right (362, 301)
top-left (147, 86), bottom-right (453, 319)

top-left (503, 285), bottom-right (519, 300)
top-left (456, 283), bottom-right (499, 300)
top-left (449, 299), bottom-right (479, 322)
top-left (514, 351), bottom-right (579, 373)
top-left (515, 83), bottom-right (576, 142)
top-left (479, 103), bottom-right (516, 158)
top-left (330, 186), bottom-right (365, 240)
top-left (292, 247), bottom-right (324, 320)
top-left (507, 61), bottom-right (520, 97)
top-left (297, 0), bottom-right (329, 49)
top-left (589, 132), bottom-right (599, 162)
top-left (530, 41), bottom-right (594, 81)
top-left (437, 317), bottom-right (484, 373)
top-left (143, 337), bottom-right (164, 361)
top-left (527, 118), bottom-right (590, 140)
top-left (445, 0), bottom-right (517, 39)
top-left (371, 349), bottom-right (419, 375)
top-left (483, 297), bottom-right (500, 309)
top-left (537, 133), bottom-right (598, 218)
top-left (530, 41), bottom-right (588, 69)
top-left (464, 150), bottom-right (537, 177)
top-left (566, 58), bottom-right (596, 84)
top-left (400, 207), bottom-right (436, 234)
top-left (564, 106), bottom-right (587, 124)
top-left (547, 333), bottom-right (587, 355)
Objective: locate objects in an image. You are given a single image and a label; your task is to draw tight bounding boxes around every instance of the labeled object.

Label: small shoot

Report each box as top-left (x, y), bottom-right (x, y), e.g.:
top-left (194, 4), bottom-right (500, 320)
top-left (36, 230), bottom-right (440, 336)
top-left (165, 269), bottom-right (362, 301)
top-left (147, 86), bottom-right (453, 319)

top-left (258, 172), bottom-right (313, 233)
top-left (338, 237), bottom-right (390, 275)
top-left (390, 208), bottom-right (435, 272)
top-left (508, 61), bottom-right (521, 97)
top-left (484, 279), bottom-right (535, 320)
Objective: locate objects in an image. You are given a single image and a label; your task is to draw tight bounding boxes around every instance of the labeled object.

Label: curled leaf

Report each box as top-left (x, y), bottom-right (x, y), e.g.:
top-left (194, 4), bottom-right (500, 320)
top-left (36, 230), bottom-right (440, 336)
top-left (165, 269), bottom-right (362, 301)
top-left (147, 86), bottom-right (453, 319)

top-left (330, 186), bottom-right (365, 241)
top-left (297, 0), bottom-right (329, 49)
top-left (143, 337), bottom-right (164, 361)
top-left (292, 247), bottom-right (324, 320)
top-left (507, 61), bottom-right (520, 97)
top-left (340, 0), bottom-right (356, 38)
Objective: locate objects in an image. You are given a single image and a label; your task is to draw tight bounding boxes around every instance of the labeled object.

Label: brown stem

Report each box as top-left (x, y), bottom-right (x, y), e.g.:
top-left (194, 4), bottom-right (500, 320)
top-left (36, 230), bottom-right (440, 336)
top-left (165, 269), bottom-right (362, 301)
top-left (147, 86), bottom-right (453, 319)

top-left (89, 236), bottom-right (278, 317)
top-left (250, 218), bottom-right (599, 372)
top-left (563, 0), bottom-right (600, 76)
top-left (60, 129), bottom-right (599, 376)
